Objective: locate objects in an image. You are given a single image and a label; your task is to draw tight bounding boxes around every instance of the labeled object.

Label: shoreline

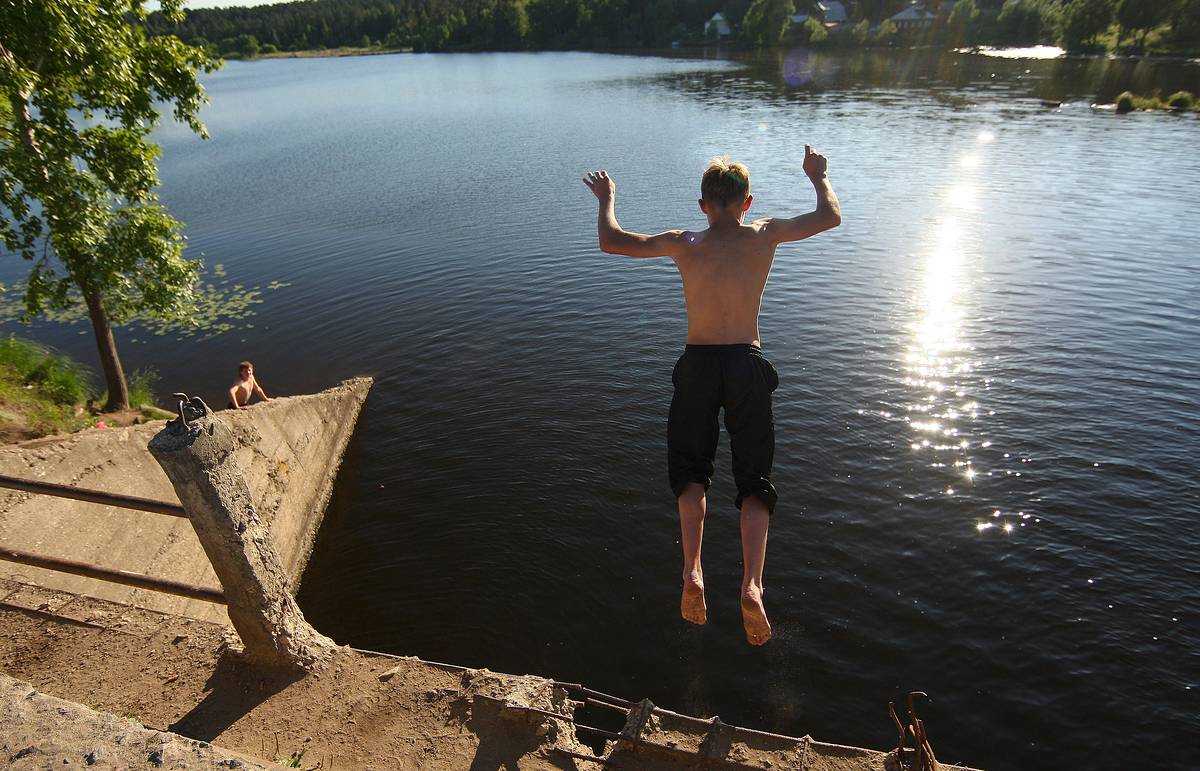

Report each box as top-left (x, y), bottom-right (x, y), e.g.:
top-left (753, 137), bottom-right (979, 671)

top-left (240, 43), bottom-right (1200, 63)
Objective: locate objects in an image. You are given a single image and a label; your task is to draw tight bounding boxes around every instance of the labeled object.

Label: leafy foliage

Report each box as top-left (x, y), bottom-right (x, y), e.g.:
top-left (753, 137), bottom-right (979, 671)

top-left (994, 0), bottom-right (1062, 45)
top-left (946, 0), bottom-right (980, 43)
top-left (742, 0), bottom-right (795, 47)
top-left (0, 0), bottom-right (219, 409)
top-left (1115, 0), bottom-right (1167, 51)
top-left (149, 0), bottom-right (743, 53)
top-left (1061, 0), bottom-right (1115, 51)
top-left (1169, 0), bottom-right (1200, 48)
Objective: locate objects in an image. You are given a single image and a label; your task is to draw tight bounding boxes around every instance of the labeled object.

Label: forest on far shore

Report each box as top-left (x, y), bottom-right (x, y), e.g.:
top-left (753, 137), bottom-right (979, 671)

top-left (147, 0), bottom-right (1200, 59)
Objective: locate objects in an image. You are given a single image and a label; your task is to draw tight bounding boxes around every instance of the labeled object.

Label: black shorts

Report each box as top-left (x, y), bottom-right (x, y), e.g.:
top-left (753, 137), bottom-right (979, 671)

top-left (667, 344), bottom-right (780, 513)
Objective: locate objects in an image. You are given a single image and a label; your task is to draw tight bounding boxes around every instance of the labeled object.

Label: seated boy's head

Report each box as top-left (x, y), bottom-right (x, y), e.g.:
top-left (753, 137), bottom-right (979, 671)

top-left (700, 157), bottom-right (752, 222)
top-left (239, 360), bottom-right (253, 378)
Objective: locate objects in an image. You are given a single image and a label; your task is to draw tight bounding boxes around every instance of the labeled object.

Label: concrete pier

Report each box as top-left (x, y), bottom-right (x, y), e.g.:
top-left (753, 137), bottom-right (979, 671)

top-left (0, 378), bottom-right (372, 624)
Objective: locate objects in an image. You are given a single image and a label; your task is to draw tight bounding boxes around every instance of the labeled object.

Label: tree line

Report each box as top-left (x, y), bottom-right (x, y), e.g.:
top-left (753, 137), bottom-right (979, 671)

top-left (148, 0), bottom-right (1200, 58)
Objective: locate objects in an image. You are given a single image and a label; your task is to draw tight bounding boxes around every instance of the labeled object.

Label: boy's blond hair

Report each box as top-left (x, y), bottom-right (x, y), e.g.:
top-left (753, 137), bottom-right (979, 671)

top-left (701, 157), bottom-right (751, 208)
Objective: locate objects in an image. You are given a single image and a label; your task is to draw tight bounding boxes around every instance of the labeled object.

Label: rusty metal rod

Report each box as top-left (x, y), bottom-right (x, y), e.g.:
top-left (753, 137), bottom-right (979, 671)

top-left (0, 474), bottom-right (186, 518)
top-left (0, 547), bottom-right (225, 604)
top-left (555, 681), bottom-right (636, 709)
top-left (585, 697), bottom-right (629, 713)
top-left (573, 724), bottom-right (623, 741)
top-left (651, 704), bottom-right (805, 743)
top-left (552, 749), bottom-right (614, 765)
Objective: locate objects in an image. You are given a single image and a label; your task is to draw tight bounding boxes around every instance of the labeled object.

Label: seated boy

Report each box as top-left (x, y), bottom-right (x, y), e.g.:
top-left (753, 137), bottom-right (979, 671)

top-left (582, 147), bottom-right (841, 645)
top-left (228, 360), bottom-right (270, 410)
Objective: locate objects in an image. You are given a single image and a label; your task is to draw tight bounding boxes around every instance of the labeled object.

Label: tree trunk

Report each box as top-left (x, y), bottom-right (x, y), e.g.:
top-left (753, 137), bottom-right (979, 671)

top-left (82, 286), bottom-right (129, 412)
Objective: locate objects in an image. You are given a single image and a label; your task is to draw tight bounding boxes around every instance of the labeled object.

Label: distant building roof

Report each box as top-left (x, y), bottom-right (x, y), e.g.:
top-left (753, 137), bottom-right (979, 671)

top-left (817, 1), bottom-right (848, 24)
top-left (706, 12), bottom-right (732, 37)
top-left (889, 2), bottom-right (937, 24)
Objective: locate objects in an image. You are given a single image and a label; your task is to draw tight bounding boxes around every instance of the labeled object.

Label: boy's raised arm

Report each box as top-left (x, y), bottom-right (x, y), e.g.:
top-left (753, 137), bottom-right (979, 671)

top-left (583, 170), bottom-right (685, 259)
top-left (758, 145), bottom-right (842, 245)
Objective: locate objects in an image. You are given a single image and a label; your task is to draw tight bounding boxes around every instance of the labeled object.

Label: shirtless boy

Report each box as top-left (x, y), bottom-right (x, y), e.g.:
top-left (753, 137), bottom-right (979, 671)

top-left (583, 147), bottom-right (841, 645)
top-left (228, 360), bottom-right (270, 409)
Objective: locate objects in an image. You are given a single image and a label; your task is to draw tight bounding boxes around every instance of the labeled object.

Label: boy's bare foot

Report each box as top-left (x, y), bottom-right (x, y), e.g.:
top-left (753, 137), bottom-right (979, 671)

top-left (681, 571), bottom-right (707, 625)
top-left (740, 585), bottom-right (771, 645)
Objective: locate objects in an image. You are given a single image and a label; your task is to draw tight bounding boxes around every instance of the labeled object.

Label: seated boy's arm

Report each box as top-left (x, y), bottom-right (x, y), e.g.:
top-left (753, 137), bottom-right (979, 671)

top-left (228, 385), bottom-right (242, 408)
top-left (583, 170), bottom-right (686, 259)
top-left (757, 145), bottom-right (842, 245)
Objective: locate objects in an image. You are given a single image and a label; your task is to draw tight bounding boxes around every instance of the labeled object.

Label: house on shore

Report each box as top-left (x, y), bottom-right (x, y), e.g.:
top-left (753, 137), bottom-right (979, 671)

top-left (706, 12), bottom-right (732, 39)
top-left (790, 0), bottom-right (849, 32)
top-left (888, 1), bottom-right (939, 30)
top-left (818, 1), bottom-right (849, 26)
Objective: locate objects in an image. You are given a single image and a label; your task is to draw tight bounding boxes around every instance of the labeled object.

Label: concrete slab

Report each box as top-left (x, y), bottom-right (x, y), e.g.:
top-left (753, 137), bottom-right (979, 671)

top-left (0, 378), bottom-right (372, 625)
top-left (1, 672), bottom-right (278, 769)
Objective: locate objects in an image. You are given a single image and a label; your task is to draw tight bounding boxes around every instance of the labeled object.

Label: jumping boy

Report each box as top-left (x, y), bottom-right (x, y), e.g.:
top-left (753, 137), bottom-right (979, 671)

top-left (582, 147), bottom-right (841, 645)
top-left (228, 360), bottom-right (270, 409)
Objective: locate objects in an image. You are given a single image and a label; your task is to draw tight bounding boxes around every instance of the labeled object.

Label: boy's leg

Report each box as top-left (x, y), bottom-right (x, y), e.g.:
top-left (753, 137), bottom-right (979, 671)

top-left (668, 348), bottom-right (721, 627)
top-left (678, 482), bottom-right (708, 625)
top-left (739, 496), bottom-right (771, 645)
top-left (723, 349), bottom-right (779, 645)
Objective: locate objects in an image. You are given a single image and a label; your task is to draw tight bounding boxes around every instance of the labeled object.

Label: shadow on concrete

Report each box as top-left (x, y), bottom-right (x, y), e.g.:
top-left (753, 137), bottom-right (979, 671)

top-left (169, 653), bottom-right (303, 742)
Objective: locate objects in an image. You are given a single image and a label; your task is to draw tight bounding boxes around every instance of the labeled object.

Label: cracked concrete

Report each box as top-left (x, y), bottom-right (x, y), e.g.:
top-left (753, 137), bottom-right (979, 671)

top-left (0, 378), bottom-right (372, 624)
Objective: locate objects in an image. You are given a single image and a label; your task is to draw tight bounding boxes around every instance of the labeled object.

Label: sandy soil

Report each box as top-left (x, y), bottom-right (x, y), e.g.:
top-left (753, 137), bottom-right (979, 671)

top-left (0, 587), bottom-right (585, 769)
top-left (0, 579), bottom-right (979, 770)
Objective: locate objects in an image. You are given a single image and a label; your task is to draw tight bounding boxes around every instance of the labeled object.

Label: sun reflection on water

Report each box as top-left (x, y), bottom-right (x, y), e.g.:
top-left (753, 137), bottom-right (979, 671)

top-left (900, 157), bottom-right (1022, 534)
top-left (882, 130), bottom-right (1038, 536)
top-left (904, 214), bottom-right (976, 499)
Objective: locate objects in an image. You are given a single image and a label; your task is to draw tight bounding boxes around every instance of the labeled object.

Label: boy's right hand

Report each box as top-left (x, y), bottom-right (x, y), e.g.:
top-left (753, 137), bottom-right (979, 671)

top-left (802, 145), bottom-right (828, 180)
top-left (583, 170), bottom-right (616, 202)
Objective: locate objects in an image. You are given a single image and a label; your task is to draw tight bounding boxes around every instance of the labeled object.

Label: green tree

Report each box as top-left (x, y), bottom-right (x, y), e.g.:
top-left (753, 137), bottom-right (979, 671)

top-left (872, 19), bottom-right (899, 45)
top-left (0, 0), bottom-right (218, 410)
top-left (237, 33), bottom-right (261, 58)
top-left (492, 0), bottom-right (531, 49)
top-left (1115, 0), bottom-right (1166, 51)
top-left (742, 0), bottom-right (796, 46)
top-left (946, 0), bottom-right (980, 43)
top-left (995, 0), bottom-right (1062, 44)
top-left (1061, 0), bottom-right (1115, 50)
top-left (1170, 0), bottom-right (1200, 47)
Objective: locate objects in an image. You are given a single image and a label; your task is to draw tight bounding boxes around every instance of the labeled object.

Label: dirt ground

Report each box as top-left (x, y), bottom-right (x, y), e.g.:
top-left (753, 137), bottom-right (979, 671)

top-left (0, 579), bottom-right (977, 770)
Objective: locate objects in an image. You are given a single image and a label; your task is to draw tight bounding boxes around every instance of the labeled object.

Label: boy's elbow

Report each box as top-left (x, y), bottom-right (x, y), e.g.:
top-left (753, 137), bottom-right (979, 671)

top-left (598, 232), bottom-right (624, 254)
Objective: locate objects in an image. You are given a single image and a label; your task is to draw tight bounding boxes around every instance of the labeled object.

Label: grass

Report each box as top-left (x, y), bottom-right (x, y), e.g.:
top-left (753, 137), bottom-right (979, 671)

top-left (1115, 90), bottom-right (1200, 112)
top-left (128, 367), bottom-right (159, 409)
top-left (0, 336), bottom-right (94, 437)
top-left (0, 335), bottom-right (173, 441)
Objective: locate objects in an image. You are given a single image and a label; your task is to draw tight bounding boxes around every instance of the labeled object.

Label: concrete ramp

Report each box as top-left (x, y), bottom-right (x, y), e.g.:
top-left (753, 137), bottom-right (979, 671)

top-left (0, 377), bottom-right (372, 624)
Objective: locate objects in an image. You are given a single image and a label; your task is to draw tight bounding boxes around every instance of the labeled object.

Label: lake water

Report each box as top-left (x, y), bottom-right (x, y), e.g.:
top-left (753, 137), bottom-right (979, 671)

top-left (4, 48), bottom-right (1198, 769)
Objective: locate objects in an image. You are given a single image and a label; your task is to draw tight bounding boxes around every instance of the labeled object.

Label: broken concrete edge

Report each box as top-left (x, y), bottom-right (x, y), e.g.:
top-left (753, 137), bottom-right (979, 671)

top-left (149, 414), bottom-right (337, 671)
top-left (0, 376), bottom-right (373, 626)
top-left (357, 645), bottom-right (984, 771)
top-left (275, 376), bottom-right (372, 589)
top-left (0, 671), bottom-right (279, 770)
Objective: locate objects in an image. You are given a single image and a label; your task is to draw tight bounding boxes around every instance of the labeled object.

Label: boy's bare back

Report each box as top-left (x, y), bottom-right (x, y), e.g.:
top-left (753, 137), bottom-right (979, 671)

top-left (583, 146), bottom-right (840, 346)
top-left (671, 223), bottom-right (777, 346)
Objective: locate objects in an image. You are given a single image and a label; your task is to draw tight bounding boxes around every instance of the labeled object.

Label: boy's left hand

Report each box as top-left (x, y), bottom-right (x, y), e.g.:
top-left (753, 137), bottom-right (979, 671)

top-left (583, 170), bottom-right (616, 201)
